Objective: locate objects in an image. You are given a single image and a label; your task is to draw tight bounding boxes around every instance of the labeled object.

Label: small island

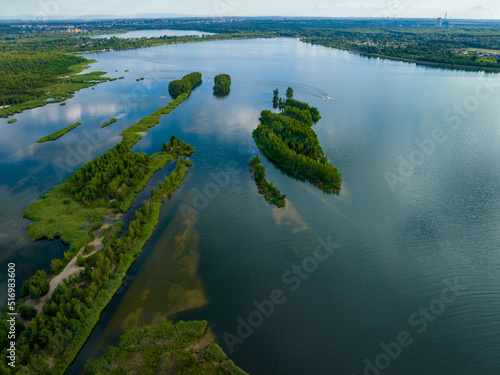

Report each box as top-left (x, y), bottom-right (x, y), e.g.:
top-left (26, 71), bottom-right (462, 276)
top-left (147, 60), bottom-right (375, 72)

top-left (37, 121), bottom-right (82, 143)
top-left (7, 118), bottom-right (17, 124)
top-left (252, 89), bottom-right (341, 193)
top-left (84, 320), bottom-right (248, 375)
top-left (250, 155), bottom-right (286, 208)
top-left (168, 72), bottom-right (202, 99)
top-left (100, 117), bottom-right (117, 128)
top-left (213, 73), bottom-right (231, 95)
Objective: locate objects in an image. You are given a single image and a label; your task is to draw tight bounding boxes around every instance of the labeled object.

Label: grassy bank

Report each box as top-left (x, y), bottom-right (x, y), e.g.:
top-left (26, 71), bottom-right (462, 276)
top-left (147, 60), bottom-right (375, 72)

top-left (100, 117), bottom-right (117, 128)
top-left (83, 320), bottom-right (248, 375)
top-left (0, 74), bottom-right (201, 374)
top-left (37, 122), bottom-right (82, 143)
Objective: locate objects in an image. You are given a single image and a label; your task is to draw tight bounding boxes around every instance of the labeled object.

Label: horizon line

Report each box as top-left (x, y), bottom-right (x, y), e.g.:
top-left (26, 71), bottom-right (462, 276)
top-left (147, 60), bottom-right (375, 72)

top-left (2, 15), bottom-right (500, 22)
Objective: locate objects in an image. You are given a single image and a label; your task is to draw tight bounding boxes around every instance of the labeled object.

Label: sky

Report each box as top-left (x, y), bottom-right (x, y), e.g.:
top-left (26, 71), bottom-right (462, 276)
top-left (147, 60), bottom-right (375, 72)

top-left (2, 0), bottom-right (500, 20)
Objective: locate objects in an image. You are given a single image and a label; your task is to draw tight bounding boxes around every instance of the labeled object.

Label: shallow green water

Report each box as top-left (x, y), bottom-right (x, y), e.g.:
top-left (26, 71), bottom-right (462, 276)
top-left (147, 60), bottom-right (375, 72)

top-left (2, 37), bottom-right (500, 375)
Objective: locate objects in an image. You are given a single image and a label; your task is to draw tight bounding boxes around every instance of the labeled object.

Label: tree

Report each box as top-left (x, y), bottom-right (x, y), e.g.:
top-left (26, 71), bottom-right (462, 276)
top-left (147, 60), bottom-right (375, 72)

top-left (286, 87), bottom-right (294, 98)
top-left (19, 304), bottom-right (37, 320)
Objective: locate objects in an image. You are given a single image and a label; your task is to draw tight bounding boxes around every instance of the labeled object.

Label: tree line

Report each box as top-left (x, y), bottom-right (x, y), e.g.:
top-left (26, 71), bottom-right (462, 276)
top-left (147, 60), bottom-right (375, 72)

top-left (250, 155), bottom-right (286, 208)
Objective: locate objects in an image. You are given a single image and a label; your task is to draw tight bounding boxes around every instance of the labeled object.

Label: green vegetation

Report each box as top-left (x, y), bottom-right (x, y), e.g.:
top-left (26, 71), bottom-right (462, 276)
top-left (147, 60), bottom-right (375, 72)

top-left (84, 320), bottom-right (248, 375)
top-left (0, 58), bottom-right (109, 119)
top-left (0, 75), bottom-right (197, 374)
top-left (286, 86), bottom-right (293, 98)
top-left (161, 135), bottom-right (196, 157)
top-left (18, 304), bottom-right (37, 320)
top-left (100, 117), bottom-right (117, 128)
top-left (168, 72), bottom-right (202, 99)
top-left (250, 155), bottom-right (286, 208)
top-left (253, 90), bottom-right (341, 193)
top-left (213, 73), bottom-right (231, 95)
top-left (6, 118), bottom-right (17, 124)
top-left (20, 270), bottom-right (49, 300)
top-left (272, 88), bottom-right (280, 109)
top-left (0, 52), bottom-right (86, 106)
top-left (37, 121), bottom-right (82, 143)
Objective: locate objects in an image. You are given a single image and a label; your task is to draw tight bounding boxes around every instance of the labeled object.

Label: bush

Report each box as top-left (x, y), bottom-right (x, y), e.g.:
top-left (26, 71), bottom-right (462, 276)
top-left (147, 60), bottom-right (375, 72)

top-left (18, 304), bottom-right (37, 319)
top-left (51, 258), bottom-right (65, 274)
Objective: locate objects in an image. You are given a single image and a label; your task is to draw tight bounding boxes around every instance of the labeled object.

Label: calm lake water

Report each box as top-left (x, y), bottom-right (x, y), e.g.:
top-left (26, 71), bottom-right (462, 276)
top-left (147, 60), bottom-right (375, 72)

top-left (91, 29), bottom-right (215, 39)
top-left (2, 37), bottom-right (500, 375)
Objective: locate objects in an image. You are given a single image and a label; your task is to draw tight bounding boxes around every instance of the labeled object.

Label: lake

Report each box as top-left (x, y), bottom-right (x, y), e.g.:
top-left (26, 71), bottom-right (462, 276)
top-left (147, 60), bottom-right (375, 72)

top-left (91, 29), bottom-right (215, 39)
top-left (2, 37), bottom-right (500, 375)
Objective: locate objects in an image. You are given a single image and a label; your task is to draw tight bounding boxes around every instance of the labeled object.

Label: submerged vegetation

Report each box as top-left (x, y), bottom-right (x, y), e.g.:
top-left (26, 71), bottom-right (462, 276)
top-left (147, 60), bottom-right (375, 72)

top-left (252, 89), bottom-right (341, 193)
top-left (250, 156), bottom-right (286, 208)
top-left (84, 320), bottom-right (248, 375)
top-left (213, 73), bottom-right (231, 95)
top-left (0, 74), bottom-right (200, 374)
top-left (37, 121), bottom-right (82, 143)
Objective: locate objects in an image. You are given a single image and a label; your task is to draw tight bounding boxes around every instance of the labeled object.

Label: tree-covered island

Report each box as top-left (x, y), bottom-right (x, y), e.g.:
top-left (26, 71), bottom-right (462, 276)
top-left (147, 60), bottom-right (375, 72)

top-left (213, 73), bottom-right (231, 95)
top-left (252, 89), bottom-right (342, 194)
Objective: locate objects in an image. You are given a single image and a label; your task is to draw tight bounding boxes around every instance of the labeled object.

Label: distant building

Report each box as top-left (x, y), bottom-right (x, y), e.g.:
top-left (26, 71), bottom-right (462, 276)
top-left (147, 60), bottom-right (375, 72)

top-left (436, 17), bottom-right (442, 27)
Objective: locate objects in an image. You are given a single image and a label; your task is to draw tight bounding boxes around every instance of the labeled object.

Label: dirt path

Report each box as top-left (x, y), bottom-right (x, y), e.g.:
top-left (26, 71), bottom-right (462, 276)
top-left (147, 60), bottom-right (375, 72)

top-left (27, 236), bottom-right (105, 312)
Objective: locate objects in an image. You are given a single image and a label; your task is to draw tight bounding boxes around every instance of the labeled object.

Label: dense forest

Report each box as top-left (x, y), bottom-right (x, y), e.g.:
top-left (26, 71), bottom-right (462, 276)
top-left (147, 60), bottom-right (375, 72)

top-left (213, 73), bottom-right (231, 95)
top-left (253, 90), bottom-right (342, 193)
top-left (0, 52), bottom-right (86, 106)
top-left (250, 155), bottom-right (286, 208)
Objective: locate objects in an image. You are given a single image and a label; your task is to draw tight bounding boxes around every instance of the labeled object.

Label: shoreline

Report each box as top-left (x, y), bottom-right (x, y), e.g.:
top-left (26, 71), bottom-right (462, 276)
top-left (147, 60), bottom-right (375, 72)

top-left (5, 76), bottom-right (200, 374)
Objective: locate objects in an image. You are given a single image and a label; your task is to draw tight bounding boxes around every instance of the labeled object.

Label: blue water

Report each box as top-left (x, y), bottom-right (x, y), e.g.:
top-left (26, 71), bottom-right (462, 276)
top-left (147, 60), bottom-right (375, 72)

top-left (2, 38), bottom-right (500, 375)
top-left (91, 29), bottom-right (215, 39)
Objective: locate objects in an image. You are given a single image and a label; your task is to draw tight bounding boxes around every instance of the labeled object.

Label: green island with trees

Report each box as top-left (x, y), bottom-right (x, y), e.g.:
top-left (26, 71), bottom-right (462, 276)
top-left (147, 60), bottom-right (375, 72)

top-left (249, 155), bottom-right (286, 208)
top-left (83, 320), bottom-right (248, 375)
top-left (213, 73), bottom-right (231, 95)
top-left (37, 121), bottom-right (82, 143)
top-left (0, 73), bottom-right (207, 374)
top-left (6, 118), bottom-right (17, 124)
top-left (168, 72), bottom-right (202, 99)
top-left (252, 89), bottom-right (342, 194)
top-left (0, 56), bottom-right (109, 119)
top-left (100, 117), bottom-right (117, 128)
